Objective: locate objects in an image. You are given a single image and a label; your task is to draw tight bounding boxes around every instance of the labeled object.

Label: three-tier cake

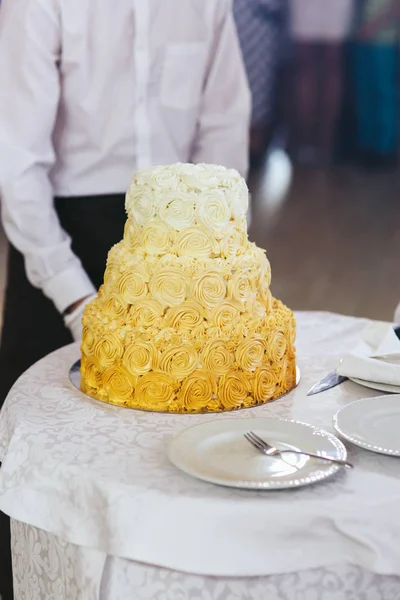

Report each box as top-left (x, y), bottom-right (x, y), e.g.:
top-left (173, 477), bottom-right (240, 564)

top-left (81, 163), bottom-right (296, 412)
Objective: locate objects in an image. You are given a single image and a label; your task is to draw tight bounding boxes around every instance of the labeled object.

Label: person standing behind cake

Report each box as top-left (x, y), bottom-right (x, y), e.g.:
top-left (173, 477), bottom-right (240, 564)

top-left (289, 0), bottom-right (355, 165)
top-left (0, 1), bottom-right (250, 597)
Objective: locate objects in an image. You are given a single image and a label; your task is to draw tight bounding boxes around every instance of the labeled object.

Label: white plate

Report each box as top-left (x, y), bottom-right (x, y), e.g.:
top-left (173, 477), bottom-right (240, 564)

top-left (168, 417), bottom-right (347, 490)
top-left (349, 377), bottom-right (400, 394)
top-left (333, 395), bottom-right (400, 456)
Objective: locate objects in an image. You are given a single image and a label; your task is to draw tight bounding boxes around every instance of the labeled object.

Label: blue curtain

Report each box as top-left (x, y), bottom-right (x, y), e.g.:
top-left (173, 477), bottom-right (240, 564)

top-left (352, 42), bottom-right (398, 154)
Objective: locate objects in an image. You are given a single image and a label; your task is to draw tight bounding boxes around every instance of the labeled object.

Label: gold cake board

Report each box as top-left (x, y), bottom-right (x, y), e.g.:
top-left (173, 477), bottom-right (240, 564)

top-left (69, 360), bottom-right (301, 414)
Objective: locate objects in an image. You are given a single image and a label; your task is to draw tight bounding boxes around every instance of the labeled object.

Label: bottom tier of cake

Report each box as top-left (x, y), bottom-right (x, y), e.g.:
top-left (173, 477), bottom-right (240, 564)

top-left (80, 299), bottom-right (296, 414)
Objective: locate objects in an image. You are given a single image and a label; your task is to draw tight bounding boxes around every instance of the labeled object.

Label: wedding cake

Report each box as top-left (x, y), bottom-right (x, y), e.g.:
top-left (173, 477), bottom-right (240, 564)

top-left (81, 163), bottom-right (296, 412)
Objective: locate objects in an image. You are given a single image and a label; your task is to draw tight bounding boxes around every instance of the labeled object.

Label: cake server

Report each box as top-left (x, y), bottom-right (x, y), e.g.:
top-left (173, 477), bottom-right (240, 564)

top-left (307, 371), bottom-right (347, 396)
top-left (307, 325), bottom-right (400, 396)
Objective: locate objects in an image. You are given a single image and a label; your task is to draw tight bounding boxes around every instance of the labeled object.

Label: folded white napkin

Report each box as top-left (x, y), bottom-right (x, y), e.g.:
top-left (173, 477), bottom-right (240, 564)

top-left (395, 301), bottom-right (400, 324)
top-left (336, 322), bottom-right (400, 385)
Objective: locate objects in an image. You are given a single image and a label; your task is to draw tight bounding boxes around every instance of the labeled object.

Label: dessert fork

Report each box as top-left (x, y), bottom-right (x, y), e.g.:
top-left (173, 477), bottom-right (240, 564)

top-left (244, 431), bottom-right (353, 469)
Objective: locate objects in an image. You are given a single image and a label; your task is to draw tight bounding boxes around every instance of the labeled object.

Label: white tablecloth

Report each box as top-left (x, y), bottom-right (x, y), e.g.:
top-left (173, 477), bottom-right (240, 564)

top-left (10, 520), bottom-right (400, 600)
top-left (2, 311), bottom-right (400, 599)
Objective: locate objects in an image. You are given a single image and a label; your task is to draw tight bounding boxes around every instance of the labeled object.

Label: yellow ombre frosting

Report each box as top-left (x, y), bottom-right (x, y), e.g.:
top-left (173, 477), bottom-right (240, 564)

top-left (81, 163), bottom-right (296, 413)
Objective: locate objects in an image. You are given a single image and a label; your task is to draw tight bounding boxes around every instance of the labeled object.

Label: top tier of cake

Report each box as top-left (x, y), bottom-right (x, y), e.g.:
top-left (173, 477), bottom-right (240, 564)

top-left (125, 163), bottom-right (249, 244)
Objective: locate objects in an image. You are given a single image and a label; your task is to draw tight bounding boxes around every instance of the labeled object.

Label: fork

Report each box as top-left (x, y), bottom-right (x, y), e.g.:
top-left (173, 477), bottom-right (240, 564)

top-left (244, 431), bottom-right (353, 469)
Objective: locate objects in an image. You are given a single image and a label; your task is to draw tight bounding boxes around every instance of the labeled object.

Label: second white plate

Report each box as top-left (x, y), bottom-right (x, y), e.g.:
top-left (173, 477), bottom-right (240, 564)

top-left (349, 377), bottom-right (400, 395)
top-left (334, 395), bottom-right (400, 456)
top-left (168, 417), bottom-right (347, 490)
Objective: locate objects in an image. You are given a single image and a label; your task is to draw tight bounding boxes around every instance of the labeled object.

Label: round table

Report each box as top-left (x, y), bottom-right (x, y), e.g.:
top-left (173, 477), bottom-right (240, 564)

top-left (1, 311), bottom-right (400, 600)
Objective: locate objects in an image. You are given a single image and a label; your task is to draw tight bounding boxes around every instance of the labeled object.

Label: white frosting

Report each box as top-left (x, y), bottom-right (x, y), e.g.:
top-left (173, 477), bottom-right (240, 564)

top-left (196, 190), bottom-right (231, 231)
top-left (159, 194), bottom-right (196, 231)
top-left (126, 187), bottom-right (155, 226)
top-left (125, 163), bottom-right (249, 230)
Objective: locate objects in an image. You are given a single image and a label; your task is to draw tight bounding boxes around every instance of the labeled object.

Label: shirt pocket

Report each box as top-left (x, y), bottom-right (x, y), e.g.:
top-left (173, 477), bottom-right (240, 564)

top-left (160, 43), bottom-right (208, 110)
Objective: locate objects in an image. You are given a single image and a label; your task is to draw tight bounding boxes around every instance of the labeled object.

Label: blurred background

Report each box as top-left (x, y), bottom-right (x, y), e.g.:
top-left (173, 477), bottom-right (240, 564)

top-left (238, 0), bottom-right (400, 321)
top-left (0, 0), bottom-right (399, 326)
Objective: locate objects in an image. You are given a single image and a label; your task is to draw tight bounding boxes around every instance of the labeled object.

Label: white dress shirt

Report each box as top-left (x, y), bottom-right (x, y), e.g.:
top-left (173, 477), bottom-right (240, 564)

top-left (0, 0), bottom-right (250, 313)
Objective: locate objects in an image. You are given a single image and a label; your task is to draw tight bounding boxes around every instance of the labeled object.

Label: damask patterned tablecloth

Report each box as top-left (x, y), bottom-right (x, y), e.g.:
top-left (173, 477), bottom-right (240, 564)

top-left (2, 311), bottom-right (400, 599)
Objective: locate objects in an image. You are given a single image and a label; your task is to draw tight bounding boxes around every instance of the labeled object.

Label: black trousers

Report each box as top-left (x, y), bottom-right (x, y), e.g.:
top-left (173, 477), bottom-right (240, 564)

top-left (0, 194), bottom-right (126, 600)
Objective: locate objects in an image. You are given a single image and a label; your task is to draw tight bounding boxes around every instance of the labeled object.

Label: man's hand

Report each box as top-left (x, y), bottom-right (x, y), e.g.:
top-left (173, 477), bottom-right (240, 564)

top-left (63, 294), bottom-right (97, 342)
top-left (64, 298), bottom-right (87, 315)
